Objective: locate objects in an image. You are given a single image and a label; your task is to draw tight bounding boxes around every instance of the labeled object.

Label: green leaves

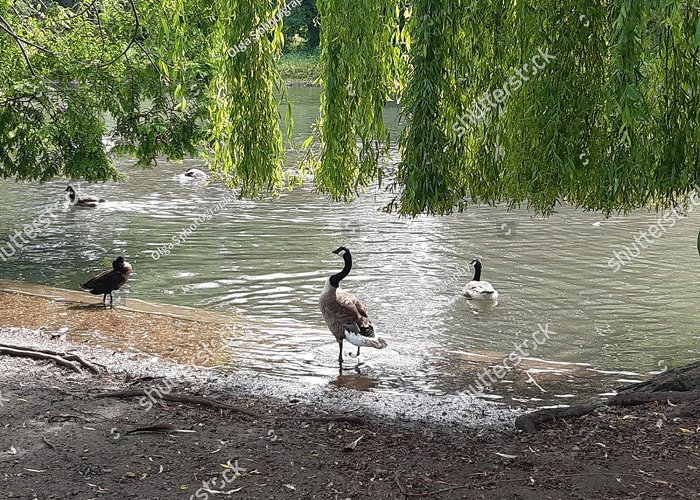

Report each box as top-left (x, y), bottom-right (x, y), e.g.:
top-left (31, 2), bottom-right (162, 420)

top-left (1, 0), bottom-right (699, 218)
top-left (206, 0), bottom-right (285, 197)
top-left (393, 0), bottom-right (700, 216)
top-left (311, 0), bottom-right (402, 201)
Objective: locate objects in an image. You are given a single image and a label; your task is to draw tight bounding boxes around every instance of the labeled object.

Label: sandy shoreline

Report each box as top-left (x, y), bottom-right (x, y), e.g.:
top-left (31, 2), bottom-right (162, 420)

top-left (0, 285), bottom-right (516, 429)
top-left (1, 330), bottom-right (698, 499)
top-left (1, 288), bottom-right (699, 498)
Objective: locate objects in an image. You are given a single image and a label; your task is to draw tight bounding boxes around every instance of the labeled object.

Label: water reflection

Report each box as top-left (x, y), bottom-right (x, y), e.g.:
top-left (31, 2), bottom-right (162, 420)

top-left (330, 373), bottom-right (379, 391)
top-left (0, 88), bottom-right (698, 404)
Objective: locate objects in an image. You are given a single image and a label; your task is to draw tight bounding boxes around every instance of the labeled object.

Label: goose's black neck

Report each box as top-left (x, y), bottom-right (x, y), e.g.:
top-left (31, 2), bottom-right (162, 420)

top-left (472, 261), bottom-right (482, 281)
top-left (330, 251), bottom-right (352, 288)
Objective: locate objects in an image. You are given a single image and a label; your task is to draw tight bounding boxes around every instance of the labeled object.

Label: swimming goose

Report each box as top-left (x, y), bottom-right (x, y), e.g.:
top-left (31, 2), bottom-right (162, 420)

top-left (65, 185), bottom-right (105, 207)
top-left (80, 256), bottom-right (133, 307)
top-left (319, 247), bottom-right (386, 367)
top-left (183, 168), bottom-right (208, 180)
top-left (462, 259), bottom-right (499, 300)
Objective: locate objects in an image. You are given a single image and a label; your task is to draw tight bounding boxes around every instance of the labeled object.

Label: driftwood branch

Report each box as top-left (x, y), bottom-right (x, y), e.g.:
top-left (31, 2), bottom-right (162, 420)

top-left (516, 362), bottom-right (700, 432)
top-left (0, 343), bottom-right (101, 374)
top-left (0, 345), bottom-right (81, 372)
top-left (95, 389), bottom-right (364, 425)
top-left (515, 403), bottom-right (604, 433)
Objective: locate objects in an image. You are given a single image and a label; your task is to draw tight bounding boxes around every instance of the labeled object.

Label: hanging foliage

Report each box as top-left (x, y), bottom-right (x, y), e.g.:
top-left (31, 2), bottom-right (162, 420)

top-left (390, 0), bottom-right (473, 215)
top-left (0, 0), bottom-right (699, 216)
top-left (395, 0), bottom-right (700, 215)
top-left (311, 0), bottom-right (403, 200)
top-left (0, 0), bottom-right (212, 180)
top-left (207, 0), bottom-right (285, 196)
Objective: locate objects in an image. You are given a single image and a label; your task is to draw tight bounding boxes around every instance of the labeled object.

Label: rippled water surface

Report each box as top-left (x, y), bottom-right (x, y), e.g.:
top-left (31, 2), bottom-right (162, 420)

top-left (0, 88), bottom-right (698, 402)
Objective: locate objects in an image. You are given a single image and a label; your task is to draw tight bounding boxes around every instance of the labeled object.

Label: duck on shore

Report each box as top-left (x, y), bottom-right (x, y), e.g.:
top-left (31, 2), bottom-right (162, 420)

top-left (319, 247), bottom-right (386, 369)
top-left (80, 256), bottom-right (133, 307)
top-left (65, 185), bottom-right (105, 207)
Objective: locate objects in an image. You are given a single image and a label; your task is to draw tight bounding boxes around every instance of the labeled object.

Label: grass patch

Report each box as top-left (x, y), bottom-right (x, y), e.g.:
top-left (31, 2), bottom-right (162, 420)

top-left (279, 51), bottom-right (320, 85)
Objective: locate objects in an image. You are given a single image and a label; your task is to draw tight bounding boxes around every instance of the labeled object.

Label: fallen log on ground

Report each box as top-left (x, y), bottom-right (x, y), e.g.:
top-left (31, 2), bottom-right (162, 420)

top-left (516, 361), bottom-right (700, 432)
top-left (0, 343), bottom-right (101, 374)
top-left (95, 389), bottom-right (365, 425)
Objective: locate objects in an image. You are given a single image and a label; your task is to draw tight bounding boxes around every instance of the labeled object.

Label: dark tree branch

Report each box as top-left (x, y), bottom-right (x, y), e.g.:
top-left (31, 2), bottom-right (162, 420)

top-left (96, 389), bottom-right (365, 424)
top-left (0, 16), bottom-right (35, 75)
top-left (94, 0), bottom-right (139, 68)
top-left (0, 14), bottom-right (54, 53)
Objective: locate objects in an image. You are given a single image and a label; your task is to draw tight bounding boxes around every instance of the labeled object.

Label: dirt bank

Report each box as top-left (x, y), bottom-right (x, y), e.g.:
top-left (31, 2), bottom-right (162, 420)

top-left (1, 325), bottom-right (698, 500)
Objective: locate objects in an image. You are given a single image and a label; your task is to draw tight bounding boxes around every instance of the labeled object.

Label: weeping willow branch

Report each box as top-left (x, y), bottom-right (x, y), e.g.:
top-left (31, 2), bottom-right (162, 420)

top-left (1, 0), bottom-right (699, 216)
top-left (94, 0), bottom-right (139, 69)
top-left (312, 0), bottom-right (402, 201)
top-left (206, 0), bottom-right (285, 196)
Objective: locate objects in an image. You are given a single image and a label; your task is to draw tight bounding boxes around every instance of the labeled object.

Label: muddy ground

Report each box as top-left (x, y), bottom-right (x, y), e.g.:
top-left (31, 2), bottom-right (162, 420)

top-left (0, 287), bottom-right (698, 499)
top-left (1, 347), bottom-right (699, 499)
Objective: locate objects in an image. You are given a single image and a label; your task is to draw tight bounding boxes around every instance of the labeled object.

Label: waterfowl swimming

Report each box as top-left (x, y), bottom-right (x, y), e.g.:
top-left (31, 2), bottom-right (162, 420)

top-left (65, 185), bottom-right (105, 207)
top-left (183, 168), bottom-right (207, 180)
top-left (319, 246), bottom-right (386, 368)
top-left (80, 256), bottom-right (133, 307)
top-left (462, 259), bottom-right (499, 300)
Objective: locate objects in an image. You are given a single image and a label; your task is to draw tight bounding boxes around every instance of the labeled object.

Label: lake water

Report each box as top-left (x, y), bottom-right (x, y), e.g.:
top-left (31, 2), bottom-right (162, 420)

top-left (0, 87), bottom-right (698, 404)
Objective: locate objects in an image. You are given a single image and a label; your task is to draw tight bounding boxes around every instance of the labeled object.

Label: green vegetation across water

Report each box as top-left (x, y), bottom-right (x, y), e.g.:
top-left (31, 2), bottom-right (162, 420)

top-left (279, 51), bottom-right (320, 85)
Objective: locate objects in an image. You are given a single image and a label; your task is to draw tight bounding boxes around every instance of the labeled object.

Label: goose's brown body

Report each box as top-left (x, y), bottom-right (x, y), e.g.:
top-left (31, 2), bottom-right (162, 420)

top-left (319, 247), bottom-right (386, 366)
top-left (319, 281), bottom-right (383, 346)
top-left (80, 257), bottom-right (132, 306)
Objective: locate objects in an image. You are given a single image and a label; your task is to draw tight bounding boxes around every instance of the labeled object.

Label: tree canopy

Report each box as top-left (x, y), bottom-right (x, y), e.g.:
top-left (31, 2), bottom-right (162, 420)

top-left (1, 0), bottom-right (699, 216)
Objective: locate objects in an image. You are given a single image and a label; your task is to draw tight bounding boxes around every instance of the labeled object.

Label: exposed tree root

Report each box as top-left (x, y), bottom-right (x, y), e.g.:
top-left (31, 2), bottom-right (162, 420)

top-left (95, 389), bottom-right (365, 425)
top-left (516, 361), bottom-right (700, 432)
top-left (515, 403), bottom-right (605, 433)
top-left (0, 343), bottom-right (101, 374)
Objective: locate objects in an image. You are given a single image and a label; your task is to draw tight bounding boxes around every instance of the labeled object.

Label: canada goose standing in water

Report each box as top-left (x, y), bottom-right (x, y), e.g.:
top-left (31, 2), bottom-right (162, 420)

top-left (462, 259), bottom-right (499, 300)
top-left (65, 185), bottom-right (105, 207)
top-left (80, 256), bottom-right (133, 307)
top-left (319, 247), bottom-right (386, 368)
